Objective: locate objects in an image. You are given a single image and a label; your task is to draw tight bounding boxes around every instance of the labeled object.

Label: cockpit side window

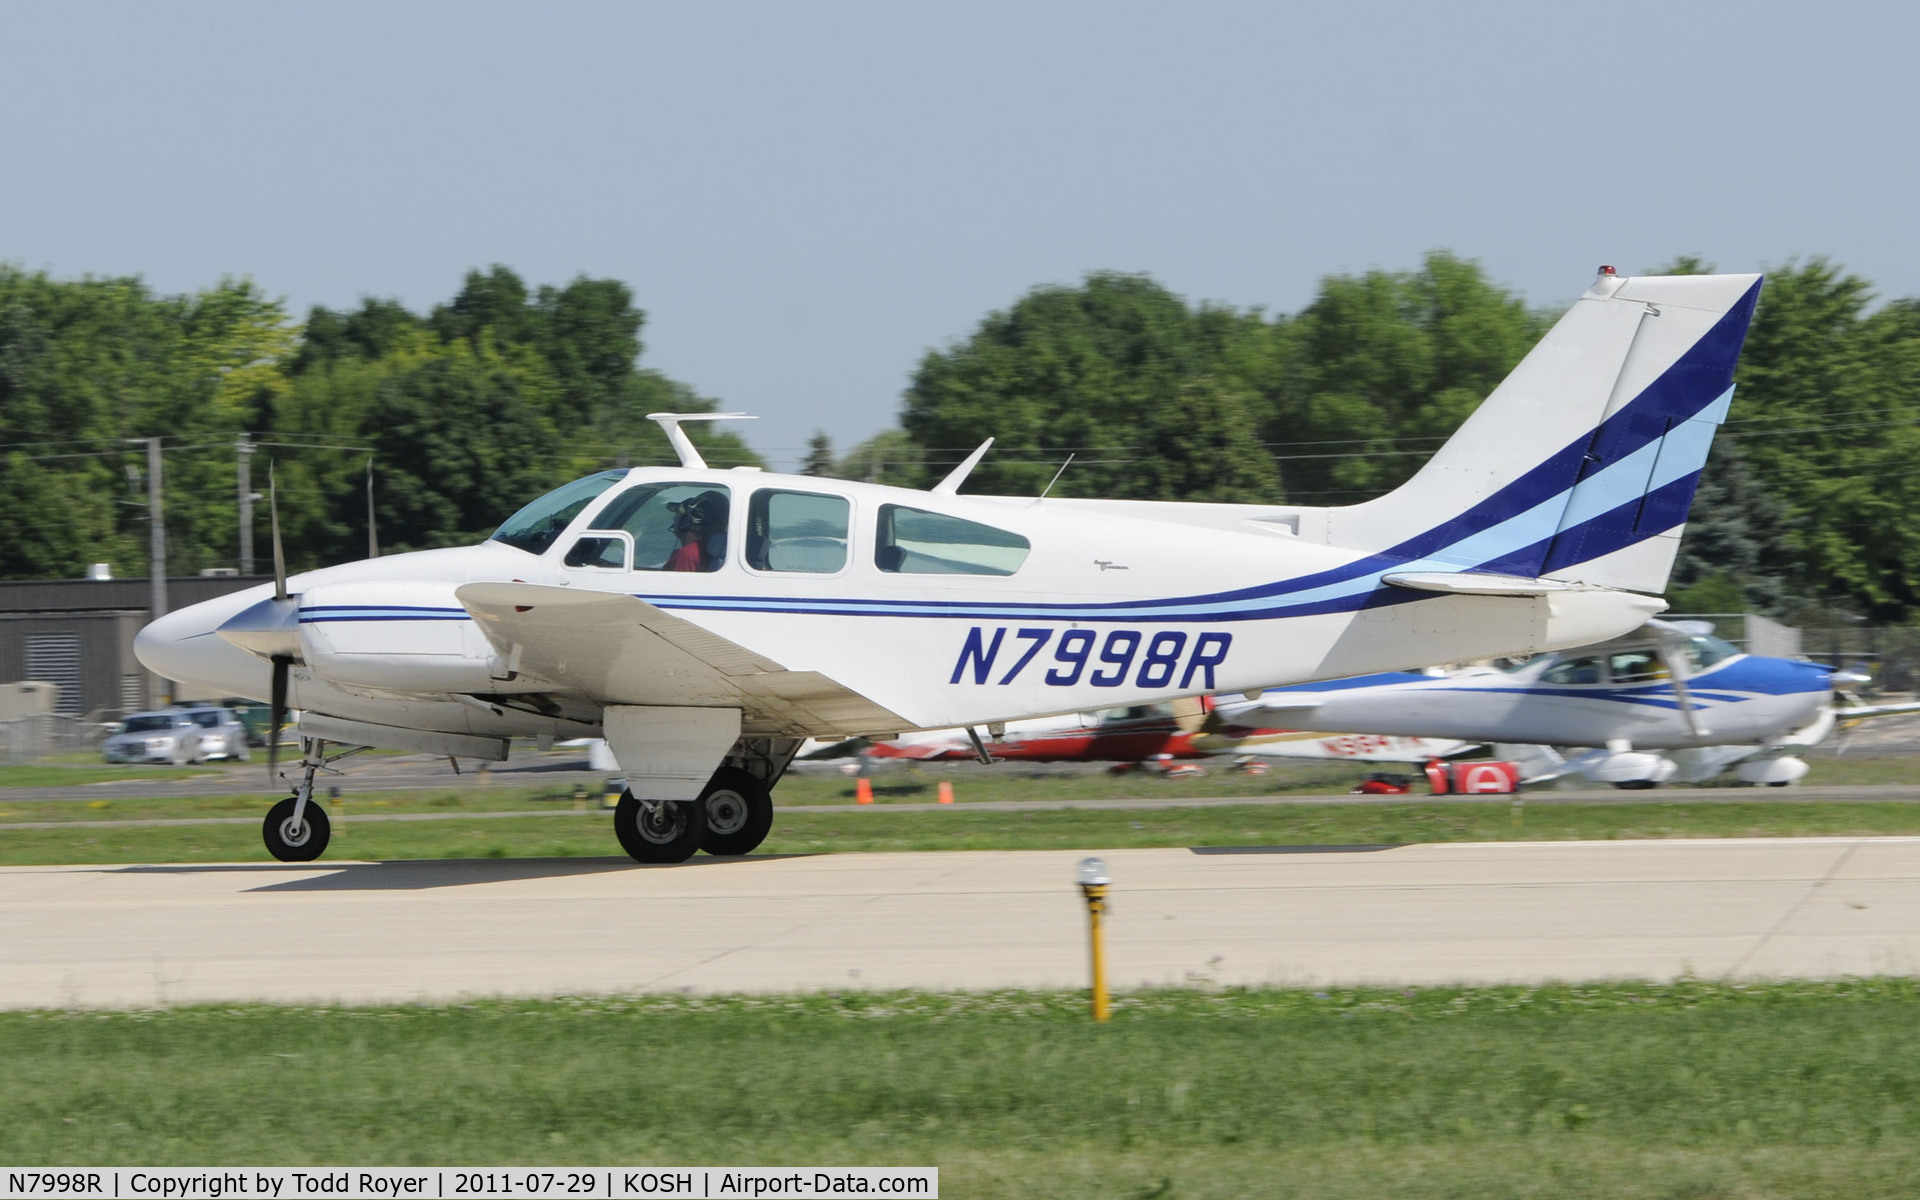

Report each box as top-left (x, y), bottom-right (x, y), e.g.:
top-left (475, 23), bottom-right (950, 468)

top-left (588, 483), bottom-right (732, 572)
top-left (1608, 651), bottom-right (1667, 683)
top-left (1540, 655), bottom-right (1607, 685)
top-left (875, 505), bottom-right (1030, 575)
top-left (490, 471), bottom-right (627, 555)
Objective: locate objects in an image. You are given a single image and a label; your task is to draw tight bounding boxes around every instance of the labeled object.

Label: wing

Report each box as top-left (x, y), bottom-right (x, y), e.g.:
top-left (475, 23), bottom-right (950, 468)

top-left (1834, 700), bottom-right (1920, 722)
top-left (456, 582), bottom-right (911, 737)
top-left (1208, 694), bottom-right (1326, 731)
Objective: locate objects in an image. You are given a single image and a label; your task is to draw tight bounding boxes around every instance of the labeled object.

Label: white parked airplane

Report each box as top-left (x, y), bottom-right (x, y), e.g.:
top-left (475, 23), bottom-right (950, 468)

top-left (1218, 619), bottom-right (1920, 787)
top-left (136, 268), bottom-right (1763, 862)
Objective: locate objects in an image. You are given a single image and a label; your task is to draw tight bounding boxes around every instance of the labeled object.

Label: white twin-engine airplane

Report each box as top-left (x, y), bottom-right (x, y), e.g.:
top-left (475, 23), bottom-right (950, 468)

top-left (137, 268), bottom-right (1763, 864)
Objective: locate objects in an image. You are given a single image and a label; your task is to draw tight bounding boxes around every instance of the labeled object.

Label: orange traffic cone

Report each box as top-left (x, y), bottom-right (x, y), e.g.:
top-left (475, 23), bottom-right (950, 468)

top-left (937, 780), bottom-right (955, 805)
top-left (856, 777), bottom-right (874, 805)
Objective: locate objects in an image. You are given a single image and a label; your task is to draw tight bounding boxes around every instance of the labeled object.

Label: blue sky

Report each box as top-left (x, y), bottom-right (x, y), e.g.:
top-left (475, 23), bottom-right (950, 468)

top-left (3, 1), bottom-right (1912, 468)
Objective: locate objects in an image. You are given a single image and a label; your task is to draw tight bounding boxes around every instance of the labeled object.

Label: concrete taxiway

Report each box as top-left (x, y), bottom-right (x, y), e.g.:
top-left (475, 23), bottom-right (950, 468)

top-left (2, 837), bottom-right (1917, 1008)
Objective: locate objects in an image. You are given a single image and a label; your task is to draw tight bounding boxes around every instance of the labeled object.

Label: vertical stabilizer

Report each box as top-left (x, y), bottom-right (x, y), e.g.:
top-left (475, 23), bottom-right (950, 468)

top-left (1323, 270), bottom-right (1762, 594)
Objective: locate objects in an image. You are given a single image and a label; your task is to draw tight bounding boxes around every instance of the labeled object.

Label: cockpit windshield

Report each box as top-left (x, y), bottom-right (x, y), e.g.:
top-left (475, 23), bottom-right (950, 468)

top-left (490, 471), bottom-right (627, 555)
top-left (1686, 634), bottom-right (1741, 671)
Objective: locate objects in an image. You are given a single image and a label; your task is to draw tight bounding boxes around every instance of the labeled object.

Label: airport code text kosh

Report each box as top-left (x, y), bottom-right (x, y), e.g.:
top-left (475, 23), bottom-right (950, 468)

top-left (1, 1170), bottom-right (936, 1199)
top-left (950, 626), bottom-right (1231, 689)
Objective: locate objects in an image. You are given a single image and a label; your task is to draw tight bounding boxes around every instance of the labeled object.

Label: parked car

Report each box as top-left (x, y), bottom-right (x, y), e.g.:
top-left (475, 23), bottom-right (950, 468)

top-left (178, 706), bottom-right (251, 762)
top-left (102, 711), bottom-right (209, 765)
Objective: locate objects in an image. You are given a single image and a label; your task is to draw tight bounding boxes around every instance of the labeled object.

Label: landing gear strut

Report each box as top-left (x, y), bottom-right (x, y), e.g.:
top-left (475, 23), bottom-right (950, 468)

top-left (261, 737), bottom-right (365, 863)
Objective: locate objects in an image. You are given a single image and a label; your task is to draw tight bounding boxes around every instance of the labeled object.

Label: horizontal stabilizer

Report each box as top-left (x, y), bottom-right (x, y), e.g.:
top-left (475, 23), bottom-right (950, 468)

top-left (1382, 572), bottom-right (1583, 597)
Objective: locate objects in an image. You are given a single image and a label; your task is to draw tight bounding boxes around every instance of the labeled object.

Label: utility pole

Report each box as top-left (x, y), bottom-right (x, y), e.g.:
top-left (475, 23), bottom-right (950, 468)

top-left (366, 456), bottom-right (379, 558)
top-left (238, 435), bottom-right (254, 575)
top-left (127, 436), bottom-right (169, 707)
top-left (145, 437), bottom-right (167, 622)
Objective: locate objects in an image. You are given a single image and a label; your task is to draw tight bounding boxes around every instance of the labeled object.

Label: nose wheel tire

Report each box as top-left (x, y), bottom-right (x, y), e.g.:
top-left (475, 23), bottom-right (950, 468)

top-left (614, 791), bottom-right (708, 864)
top-left (698, 767), bottom-right (774, 857)
top-left (263, 795), bottom-right (331, 862)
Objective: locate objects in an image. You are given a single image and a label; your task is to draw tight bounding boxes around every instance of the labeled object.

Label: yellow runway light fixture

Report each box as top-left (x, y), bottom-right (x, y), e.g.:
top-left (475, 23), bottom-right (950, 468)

top-left (1077, 856), bottom-right (1111, 1023)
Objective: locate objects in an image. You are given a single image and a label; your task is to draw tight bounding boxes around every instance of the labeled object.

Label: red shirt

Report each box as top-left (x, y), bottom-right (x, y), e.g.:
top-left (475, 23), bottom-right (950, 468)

top-left (665, 542), bottom-right (703, 572)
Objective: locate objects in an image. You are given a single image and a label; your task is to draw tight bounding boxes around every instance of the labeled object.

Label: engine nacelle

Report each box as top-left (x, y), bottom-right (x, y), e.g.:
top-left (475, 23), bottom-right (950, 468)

top-left (298, 581), bottom-right (503, 698)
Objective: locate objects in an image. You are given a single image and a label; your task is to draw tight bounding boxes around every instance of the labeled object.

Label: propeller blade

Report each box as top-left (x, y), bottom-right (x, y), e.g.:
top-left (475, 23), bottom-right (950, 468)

top-left (269, 655), bottom-right (289, 782)
top-left (269, 461), bottom-right (288, 603)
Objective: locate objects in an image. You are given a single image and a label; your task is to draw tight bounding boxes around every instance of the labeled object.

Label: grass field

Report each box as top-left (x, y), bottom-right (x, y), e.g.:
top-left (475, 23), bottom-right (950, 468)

top-left (5, 746), bottom-right (1920, 796)
top-left (7, 981), bottom-right (1920, 1197)
top-left (14, 793), bottom-right (1920, 865)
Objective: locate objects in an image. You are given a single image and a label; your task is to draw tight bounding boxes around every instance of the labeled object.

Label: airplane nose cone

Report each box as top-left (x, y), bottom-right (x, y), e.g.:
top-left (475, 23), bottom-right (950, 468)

top-left (134, 590), bottom-right (281, 701)
top-left (133, 606), bottom-right (218, 683)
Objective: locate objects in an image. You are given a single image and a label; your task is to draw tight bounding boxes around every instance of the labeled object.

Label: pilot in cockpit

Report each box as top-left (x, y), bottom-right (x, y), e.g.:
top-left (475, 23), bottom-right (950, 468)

top-left (665, 491), bottom-right (730, 571)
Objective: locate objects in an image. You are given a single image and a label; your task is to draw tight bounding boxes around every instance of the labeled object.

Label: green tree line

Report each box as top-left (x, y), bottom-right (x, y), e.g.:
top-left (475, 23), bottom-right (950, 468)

top-left (0, 265), bottom-right (755, 575)
top-left (2, 255), bottom-right (1916, 621)
top-left (832, 253), bottom-right (1920, 622)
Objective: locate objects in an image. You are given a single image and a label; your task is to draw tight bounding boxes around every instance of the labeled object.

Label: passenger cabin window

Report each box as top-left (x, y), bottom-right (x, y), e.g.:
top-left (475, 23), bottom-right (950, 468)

top-left (491, 470), bottom-right (627, 555)
top-left (1608, 651), bottom-right (1667, 683)
top-left (875, 505), bottom-right (1030, 576)
top-left (578, 483), bottom-right (731, 572)
top-left (1541, 655), bottom-right (1606, 685)
top-left (747, 489), bottom-right (850, 573)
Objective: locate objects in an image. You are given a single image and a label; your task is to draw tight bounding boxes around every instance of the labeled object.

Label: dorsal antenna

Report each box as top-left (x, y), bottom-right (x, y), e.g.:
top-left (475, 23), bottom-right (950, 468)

top-left (931, 438), bottom-right (993, 496)
top-left (1035, 453), bottom-right (1075, 502)
top-left (646, 412), bottom-right (755, 469)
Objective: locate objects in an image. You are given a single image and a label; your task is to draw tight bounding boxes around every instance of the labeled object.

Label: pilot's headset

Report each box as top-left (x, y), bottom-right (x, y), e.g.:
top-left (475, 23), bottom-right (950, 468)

top-left (667, 498), bottom-right (698, 536)
top-left (689, 490), bottom-right (729, 528)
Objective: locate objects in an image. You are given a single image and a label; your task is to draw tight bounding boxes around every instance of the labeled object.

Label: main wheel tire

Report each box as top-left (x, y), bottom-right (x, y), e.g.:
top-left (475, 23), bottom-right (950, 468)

top-left (1611, 780), bottom-right (1658, 790)
top-left (613, 791), bottom-right (707, 864)
top-left (263, 795), bottom-right (331, 862)
top-left (698, 767), bottom-right (774, 857)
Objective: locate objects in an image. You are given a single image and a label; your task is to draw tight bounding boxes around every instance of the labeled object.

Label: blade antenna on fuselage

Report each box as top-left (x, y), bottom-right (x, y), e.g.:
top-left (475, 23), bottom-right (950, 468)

top-left (646, 412), bottom-right (756, 469)
top-left (1036, 453), bottom-right (1075, 501)
top-left (931, 439), bottom-right (994, 496)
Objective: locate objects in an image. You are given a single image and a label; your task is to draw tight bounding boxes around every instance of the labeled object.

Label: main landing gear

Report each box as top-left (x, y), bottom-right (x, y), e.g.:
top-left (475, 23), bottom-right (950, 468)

top-left (697, 767), bottom-right (774, 857)
top-left (262, 738), bottom-right (366, 863)
top-left (611, 769), bottom-right (776, 864)
top-left (612, 742), bottom-right (793, 865)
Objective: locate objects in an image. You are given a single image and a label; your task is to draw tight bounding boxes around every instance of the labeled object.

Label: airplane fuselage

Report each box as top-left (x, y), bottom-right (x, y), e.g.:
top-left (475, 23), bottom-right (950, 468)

top-left (1244, 653), bottom-right (1832, 751)
top-left (138, 467), bottom-right (1665, 747)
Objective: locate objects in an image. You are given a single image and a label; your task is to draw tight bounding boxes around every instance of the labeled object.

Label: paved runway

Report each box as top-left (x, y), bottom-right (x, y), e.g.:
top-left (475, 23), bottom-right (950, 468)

top-left (3, 838), bottom-right (1917, 1008)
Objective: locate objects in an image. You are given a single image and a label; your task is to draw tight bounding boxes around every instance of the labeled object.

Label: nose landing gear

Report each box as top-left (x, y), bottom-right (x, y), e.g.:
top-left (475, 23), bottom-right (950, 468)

top-left (263, 793), bottom-right (331, 862)
top-left (261, 738), bottom-right (364, 863)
